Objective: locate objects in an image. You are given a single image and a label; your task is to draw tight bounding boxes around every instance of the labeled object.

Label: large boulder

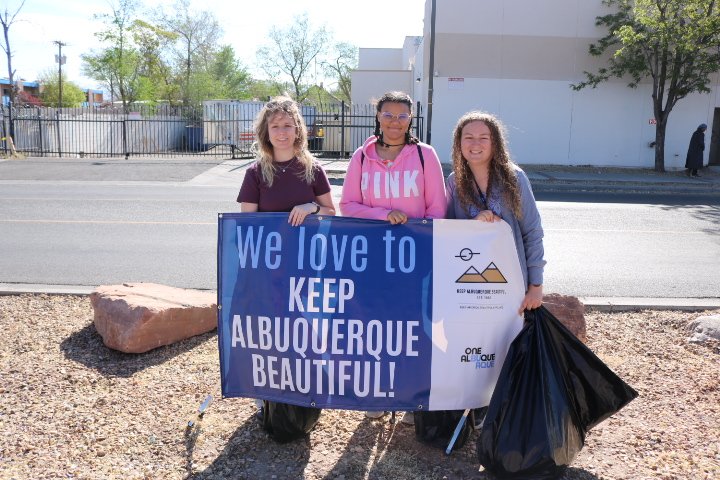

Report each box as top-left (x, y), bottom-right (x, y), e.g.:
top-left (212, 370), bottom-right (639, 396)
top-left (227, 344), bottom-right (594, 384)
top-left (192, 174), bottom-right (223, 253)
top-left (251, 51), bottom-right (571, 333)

top-left (687, 314), bottom-right (720, 344)
top-left (543, 293), bottom-right (587, 343)
top-left (91, 283), bottom-right (217, 353)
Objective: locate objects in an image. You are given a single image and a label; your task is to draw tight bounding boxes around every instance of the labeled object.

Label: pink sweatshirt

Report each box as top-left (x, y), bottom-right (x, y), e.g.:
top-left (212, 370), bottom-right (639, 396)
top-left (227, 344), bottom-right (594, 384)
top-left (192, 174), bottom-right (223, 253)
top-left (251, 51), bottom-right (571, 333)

top-left (340, 136), bottom-right (447, 220)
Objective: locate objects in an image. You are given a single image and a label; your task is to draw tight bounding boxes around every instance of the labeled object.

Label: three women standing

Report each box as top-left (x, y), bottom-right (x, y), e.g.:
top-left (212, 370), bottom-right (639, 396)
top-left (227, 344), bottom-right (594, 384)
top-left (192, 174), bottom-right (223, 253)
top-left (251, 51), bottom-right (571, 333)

top-left (237, 96), bottom-right (545, 441)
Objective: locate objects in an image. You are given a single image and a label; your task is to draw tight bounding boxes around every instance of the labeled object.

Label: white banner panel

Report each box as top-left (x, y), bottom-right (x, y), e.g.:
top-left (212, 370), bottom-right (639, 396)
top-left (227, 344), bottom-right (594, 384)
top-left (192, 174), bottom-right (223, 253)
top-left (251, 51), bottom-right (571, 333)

top-left (429, 219), bottom-right (525, 410)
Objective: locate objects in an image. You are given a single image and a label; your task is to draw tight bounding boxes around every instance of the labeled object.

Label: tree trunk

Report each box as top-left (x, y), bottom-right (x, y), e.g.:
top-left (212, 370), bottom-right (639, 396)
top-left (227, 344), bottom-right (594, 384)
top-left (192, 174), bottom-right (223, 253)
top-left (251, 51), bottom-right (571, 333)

top-left (654, 120), bottom-right (667, 172)
top-left (3, 23), bottom-right (15, 139)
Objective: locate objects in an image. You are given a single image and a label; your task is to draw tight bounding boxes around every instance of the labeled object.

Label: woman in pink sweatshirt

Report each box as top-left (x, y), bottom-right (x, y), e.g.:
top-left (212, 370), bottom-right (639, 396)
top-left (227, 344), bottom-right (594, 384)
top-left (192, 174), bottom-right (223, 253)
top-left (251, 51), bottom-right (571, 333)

top-left (340, 91), bottom-right (447, 423)
top-left (340, 91), bottom-right (446, 222)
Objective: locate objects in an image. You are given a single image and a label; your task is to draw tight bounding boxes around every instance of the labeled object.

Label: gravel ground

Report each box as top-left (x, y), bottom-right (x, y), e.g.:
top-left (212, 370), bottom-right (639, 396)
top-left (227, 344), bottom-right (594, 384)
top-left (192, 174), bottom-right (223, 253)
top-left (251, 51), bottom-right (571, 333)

top-left (1, 295), bottom-right (718, 480)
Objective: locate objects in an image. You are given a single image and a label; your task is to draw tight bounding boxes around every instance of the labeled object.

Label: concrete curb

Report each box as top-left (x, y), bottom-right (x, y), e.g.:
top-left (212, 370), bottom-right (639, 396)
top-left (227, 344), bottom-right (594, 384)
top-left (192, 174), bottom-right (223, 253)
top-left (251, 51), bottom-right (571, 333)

top-left (529, 182), bottom-right (719, 195)
top-left (0, 284), bottom-right (97, 296)
top-left (2, 284), bottom-right (718, 312)
top-left (580, 297), bottom-right (720, 312)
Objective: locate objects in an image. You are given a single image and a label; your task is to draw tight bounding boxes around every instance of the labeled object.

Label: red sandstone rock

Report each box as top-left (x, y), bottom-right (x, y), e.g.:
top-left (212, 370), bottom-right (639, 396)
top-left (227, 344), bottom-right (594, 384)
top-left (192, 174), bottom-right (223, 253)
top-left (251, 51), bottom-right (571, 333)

top-left (91, 283), bottom-right (217, 353)
top-left (543, 293), bottom-right (587, 343)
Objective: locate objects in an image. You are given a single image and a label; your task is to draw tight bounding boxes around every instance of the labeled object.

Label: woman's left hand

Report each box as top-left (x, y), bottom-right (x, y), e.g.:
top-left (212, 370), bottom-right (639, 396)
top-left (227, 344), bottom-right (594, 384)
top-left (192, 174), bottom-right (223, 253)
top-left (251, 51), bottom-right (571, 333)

top-left (519, 284), bottom-right (543, 314)
top-left (288, 202), bottom-right (317, 226)
top-left (473, 210), bottom-right (501, 222)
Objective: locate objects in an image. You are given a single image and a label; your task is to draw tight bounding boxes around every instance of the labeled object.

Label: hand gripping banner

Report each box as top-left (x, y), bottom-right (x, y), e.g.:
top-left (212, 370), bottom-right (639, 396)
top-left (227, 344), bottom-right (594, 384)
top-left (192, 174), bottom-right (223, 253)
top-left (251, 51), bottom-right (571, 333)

top-left (217, 213), bottom-right (524, 411)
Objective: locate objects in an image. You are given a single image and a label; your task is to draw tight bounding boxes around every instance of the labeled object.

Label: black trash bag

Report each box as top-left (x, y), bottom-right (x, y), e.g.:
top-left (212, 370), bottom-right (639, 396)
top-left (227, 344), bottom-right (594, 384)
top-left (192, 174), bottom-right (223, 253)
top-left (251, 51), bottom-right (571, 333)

top-left (477, 306), bottom-right (638, 479)
top-left (262, 400), bottom-right (322, 443)
top-left (415, 409), bottom-right (474, 451)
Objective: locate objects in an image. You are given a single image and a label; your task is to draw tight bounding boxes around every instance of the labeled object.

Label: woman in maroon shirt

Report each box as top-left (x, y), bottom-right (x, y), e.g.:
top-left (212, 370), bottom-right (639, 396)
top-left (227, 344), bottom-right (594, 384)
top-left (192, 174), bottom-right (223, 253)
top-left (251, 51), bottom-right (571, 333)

top-left (237, 96), bottom-right (336, 442)
top-left (237, 96), bottom-right (335, 223)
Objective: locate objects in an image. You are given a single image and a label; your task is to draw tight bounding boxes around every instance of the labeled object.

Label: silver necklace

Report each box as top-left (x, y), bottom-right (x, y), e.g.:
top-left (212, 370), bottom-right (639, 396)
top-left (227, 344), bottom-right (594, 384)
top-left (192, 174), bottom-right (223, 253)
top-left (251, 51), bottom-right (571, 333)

top-left (276, 159), bottom-right (294, 172)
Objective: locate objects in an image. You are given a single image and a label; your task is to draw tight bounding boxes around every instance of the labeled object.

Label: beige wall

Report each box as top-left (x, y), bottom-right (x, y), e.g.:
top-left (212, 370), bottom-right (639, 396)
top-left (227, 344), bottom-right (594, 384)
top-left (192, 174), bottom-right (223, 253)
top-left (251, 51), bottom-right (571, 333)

top-left (431, 33), bottom-right (614, 81)
top-left (350, 70), bottom-right (414, 106)
top-left (435, 0), bottom-right (610, 38)
top-left (353, 0), bottom-right (720, 167)
top-left (358, 48), bottom-right (405, 70)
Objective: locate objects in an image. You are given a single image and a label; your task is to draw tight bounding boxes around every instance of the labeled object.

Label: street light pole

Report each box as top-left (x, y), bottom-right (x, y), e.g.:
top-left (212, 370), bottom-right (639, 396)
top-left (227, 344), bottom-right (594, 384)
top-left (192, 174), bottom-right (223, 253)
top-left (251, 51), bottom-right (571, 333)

top-left (53, 40), bottom-right (67, 108)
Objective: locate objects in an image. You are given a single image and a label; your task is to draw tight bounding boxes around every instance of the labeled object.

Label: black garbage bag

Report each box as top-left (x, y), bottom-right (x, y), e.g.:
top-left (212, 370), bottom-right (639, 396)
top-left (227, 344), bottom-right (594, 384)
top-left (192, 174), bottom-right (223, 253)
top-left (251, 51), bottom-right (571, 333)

top-left (415, 409), bottom-right (475, 451)
top-left (262, 400), bottom-right (322, 443)
top-left (477, 306), bottom-right (638, 479)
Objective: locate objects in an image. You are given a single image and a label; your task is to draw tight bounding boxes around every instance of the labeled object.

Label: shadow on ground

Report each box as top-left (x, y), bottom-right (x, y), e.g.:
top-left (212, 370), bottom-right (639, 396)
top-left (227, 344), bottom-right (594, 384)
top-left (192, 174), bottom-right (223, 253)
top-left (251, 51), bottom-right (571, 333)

top-left (60, 323), bottom-right (217, 378)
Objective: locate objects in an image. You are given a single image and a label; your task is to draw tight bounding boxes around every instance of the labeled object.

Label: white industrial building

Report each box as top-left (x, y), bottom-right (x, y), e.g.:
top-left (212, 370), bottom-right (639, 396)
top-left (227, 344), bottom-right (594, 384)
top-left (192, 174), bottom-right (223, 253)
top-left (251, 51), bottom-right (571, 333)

top-left (350, 0), bottom-right (720, 169)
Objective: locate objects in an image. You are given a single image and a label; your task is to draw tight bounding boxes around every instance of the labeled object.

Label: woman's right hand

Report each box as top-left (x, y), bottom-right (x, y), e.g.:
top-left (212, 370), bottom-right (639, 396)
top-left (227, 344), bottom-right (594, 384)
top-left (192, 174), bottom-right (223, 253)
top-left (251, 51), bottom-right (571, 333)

top-left (288, 202), bottom-right (317, 227)
top-left (473, 210), bottom-right (501, 222)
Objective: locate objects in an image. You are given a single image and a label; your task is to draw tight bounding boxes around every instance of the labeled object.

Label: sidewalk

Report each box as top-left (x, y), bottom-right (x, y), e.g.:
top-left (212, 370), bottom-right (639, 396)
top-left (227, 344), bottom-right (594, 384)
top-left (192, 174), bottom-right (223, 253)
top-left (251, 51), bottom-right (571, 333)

top-left (317, 159), bottom-right (720, 195)
top-left (519, 163), bottom-right (720, 194)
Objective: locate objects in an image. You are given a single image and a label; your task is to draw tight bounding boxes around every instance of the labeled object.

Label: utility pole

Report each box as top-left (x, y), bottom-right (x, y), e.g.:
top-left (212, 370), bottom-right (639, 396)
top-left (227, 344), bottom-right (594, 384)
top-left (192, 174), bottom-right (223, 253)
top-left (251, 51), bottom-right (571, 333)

top-left (426, 0), bottom-right (437, 144)
top-left (53, 40), bottom-right (67, 108)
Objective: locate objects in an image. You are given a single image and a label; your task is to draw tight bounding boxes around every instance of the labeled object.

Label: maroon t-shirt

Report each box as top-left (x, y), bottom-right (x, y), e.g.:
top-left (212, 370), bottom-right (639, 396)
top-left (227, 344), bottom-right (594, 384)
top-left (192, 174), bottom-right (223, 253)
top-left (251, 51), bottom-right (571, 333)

top-left (237, 158), bottom-right (332, 212)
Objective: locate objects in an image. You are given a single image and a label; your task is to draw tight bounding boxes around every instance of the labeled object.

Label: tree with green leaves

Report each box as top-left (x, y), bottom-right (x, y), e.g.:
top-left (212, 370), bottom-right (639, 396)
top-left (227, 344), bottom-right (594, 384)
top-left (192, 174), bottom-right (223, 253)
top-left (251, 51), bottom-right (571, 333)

top-left (322, 42), bottom-right (357, 103)
top-left (39, 70), bottom-right (85, 107)
top-left (256, 13), bottom-right (329, 102)
top-left (81, 0), bottom-right (142, 109)
top-left (211, 45), bottom-right (252, 100)
top-left (247, 79), bottom-right (277, 102)
top-left (155, 0), bottom-right (222, 106)
top-left (573, 0), bottom-right (720, 172)
top-left (130, 19), bottom-right (176, 104)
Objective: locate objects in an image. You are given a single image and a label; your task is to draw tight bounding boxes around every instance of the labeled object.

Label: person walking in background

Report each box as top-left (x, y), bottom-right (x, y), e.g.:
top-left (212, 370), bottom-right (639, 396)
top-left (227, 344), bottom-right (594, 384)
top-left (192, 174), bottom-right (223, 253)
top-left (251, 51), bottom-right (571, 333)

top-left (237, 95), bottom-right (336, 441)
top-left (685, 123), bottom-right (707, 177)
top-left (340, 91), bottom-right (447, 424)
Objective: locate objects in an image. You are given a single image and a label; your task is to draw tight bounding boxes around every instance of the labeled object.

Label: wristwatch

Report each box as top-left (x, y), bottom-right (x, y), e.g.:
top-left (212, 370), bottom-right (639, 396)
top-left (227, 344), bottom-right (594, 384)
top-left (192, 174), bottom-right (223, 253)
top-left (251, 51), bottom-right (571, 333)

top-left (312, 203), bottom-right (320, 214)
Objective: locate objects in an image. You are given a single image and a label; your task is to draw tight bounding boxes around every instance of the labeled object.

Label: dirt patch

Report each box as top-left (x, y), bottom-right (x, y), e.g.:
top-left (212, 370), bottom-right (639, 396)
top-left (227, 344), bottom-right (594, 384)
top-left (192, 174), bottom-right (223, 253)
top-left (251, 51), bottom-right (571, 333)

top-left (1, 295), bottom-right (718, 479)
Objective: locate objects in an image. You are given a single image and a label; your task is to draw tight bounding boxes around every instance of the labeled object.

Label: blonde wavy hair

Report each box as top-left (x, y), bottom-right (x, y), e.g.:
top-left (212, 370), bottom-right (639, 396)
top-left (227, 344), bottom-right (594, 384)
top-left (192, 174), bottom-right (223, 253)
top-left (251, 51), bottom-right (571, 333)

top-left (254, 96), bottom-right (315, 186)
top-left (451, 111), bottom-right (522, 219)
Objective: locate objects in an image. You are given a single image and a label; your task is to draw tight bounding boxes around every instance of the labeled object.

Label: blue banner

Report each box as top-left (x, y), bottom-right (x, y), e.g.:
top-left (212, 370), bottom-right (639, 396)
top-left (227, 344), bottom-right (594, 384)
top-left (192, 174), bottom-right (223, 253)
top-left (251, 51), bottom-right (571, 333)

top-left (218, 213), bottom-right (434, 411)
top-left (218, 213), bottom-right (525, 411)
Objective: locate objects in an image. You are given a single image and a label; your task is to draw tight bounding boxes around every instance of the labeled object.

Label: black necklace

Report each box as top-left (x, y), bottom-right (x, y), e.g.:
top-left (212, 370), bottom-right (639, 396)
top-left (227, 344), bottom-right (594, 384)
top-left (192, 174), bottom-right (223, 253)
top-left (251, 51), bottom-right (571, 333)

top-left (381, 142), bottom-right (405, 147)
top-left (472, 177), bottom-right (488, 208)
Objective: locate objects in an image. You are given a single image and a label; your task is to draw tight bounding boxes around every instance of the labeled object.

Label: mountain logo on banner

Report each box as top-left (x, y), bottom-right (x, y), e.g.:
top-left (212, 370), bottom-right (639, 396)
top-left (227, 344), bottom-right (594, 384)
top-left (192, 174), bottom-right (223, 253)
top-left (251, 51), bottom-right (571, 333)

top-left (456, 262), bottom-right (508, 283)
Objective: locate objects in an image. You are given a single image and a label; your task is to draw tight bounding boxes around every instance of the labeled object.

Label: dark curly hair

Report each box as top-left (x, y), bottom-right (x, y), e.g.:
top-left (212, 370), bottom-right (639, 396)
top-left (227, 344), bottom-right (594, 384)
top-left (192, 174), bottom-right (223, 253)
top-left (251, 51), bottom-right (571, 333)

top-left (373, 91), bottom-right (419, 146)
top-left (451, 111), bottom-right (522, 219)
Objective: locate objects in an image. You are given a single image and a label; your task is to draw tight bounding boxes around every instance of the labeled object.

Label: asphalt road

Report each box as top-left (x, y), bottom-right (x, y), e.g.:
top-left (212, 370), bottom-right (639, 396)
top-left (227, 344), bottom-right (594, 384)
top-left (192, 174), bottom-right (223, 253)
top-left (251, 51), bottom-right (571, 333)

top-left (1, 180), bottom-right (718, 299)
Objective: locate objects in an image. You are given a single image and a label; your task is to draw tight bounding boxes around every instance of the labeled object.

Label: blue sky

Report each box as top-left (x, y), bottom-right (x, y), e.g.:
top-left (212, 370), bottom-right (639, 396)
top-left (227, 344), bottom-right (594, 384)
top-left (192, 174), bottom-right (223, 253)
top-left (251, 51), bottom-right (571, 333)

top-left (3, 0), bottom-right (425, 89)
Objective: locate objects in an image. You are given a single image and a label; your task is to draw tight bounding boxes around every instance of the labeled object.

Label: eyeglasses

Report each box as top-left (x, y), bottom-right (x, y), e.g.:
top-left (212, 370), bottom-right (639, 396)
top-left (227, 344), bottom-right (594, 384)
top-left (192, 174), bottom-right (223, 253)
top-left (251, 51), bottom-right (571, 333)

top-left (379, 111), bottom-right (411, 122)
